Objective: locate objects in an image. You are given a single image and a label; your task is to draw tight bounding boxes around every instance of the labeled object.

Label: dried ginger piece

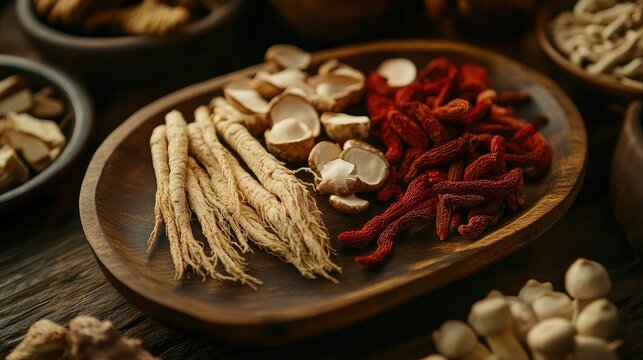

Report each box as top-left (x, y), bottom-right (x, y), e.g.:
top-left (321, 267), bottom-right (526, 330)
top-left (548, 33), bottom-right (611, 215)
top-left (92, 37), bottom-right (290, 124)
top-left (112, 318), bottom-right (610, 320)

top-left (67, 316), bottom-right (158, 360)
top-left (6, 319), bottom-right (67, 360)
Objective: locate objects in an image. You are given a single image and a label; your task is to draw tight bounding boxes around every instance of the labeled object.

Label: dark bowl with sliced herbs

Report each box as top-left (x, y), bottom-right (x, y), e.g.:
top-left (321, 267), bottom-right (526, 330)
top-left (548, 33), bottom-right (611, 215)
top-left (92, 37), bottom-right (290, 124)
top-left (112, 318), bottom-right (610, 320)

top-left (0, 55), bottom-right (93, 213)
top-left (16, 0), bottom-right (246, 87)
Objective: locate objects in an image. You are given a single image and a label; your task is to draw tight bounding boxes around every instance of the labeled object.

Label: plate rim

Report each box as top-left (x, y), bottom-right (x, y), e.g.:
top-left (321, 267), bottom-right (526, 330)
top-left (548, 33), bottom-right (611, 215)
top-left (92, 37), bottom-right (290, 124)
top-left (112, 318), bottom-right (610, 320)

top-left (79, 39), bottom-right (587, 342)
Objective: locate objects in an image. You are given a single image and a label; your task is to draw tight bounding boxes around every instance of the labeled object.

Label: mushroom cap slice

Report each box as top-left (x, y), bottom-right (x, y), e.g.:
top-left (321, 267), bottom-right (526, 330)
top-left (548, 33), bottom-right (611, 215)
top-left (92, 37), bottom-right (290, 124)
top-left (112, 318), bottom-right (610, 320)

top-left (0, 89), bottom-right (32, 116)
top-left (316, 158), bottom-right (359, 196)
top-left (308, 73), bottom-right (364, 111)
top-left (264, 118), bottom-right (314, 163)
top-left (518, 279), bottom-right (554, 305)
top-left (376, 58), bottom-right (417, 87)
top-left (0, 144), bottom-right (30, 192)
top-left (268, 92), bottom-right (320, 137)
top-left (265, 44), bottom-right (312, 70)
top-left (224, 76), bottom-right (270, 115)
top-left (340, 146), bottom-right (389, 192)
top-left (253, 68), bottom-right (308, 99)
top-left (329, 194), bottom-right (369, 214)
top-left (6, 112), bottom-right (65, 148)
top-left (308, 141), bottom-right (341, 176)
top-left (343, 139), bottom-right (385, 157)
top-left (320, 112), bottom-right (370, 144)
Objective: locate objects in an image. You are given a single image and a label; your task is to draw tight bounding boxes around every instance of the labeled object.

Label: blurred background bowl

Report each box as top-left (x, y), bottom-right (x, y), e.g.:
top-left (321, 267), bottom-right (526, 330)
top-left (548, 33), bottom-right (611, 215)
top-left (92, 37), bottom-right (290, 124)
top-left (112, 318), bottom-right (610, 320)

top-left (0, 55), bottom-right (93, 212)
top-left (16, 0), bottom-right (245, 88)
top-left (536, 0), bottom-right (643, 99)
top-left (611, 101), bottom-right (643, 257)
top-left (267, 0), bottom-right (403, 43)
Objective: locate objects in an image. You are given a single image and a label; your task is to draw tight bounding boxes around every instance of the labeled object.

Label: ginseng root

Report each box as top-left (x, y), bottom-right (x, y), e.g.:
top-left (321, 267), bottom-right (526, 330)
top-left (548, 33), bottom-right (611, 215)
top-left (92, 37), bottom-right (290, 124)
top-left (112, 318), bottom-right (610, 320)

top-left (213, 113), bottom-right (341, 281)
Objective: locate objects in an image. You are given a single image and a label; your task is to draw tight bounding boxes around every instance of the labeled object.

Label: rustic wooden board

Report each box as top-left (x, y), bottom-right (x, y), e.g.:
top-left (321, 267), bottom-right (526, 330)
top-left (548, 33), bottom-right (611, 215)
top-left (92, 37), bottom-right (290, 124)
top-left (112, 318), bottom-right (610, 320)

top-left (79, 40), bottom-right (587, 345)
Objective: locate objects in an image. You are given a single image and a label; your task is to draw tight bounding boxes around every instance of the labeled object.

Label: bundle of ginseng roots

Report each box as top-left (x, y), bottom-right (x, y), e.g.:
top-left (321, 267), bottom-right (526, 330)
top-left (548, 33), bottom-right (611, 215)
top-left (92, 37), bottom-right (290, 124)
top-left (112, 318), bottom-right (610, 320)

top-left (338, 57), bottom-right (552, 267)
top-left (148, 106), bottom-right (339, 289)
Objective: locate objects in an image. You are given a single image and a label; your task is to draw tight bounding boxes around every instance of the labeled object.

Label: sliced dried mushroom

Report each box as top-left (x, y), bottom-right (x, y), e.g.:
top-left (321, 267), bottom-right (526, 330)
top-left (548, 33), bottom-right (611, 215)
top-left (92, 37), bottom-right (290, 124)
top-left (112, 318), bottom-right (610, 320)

top-left (316, 158), bottom-right (360, 196)
top-left (268, 92), bottom-right (320, 137)
top-left (343, 139), bottom-right (385, 158)
top-left (340, 146), bottom-right (389, 192)
top-left (265, 44), bottom-right (312, 70)
top-left (4, 112), bottom-right (65, 171)
top-left (0, 144), bottom-right (30, 193)
top-left (0, 89), bottom-right (32, 116)
top-left (308, 141), bottom-right (341, 176)
top-left (308, 73), bottom-right (364, 111)
top-left (264, 117), bottom-right (314, 163)
top-left (320, 112), bottom-right (370, 143)
top-left (376, 58), bottom-right (417, 87)
top-left (253, 68), bottom-right (308, 99)
top-left (224, 76), bottom-right (270, 116)
top-left (31, 88), bottom-right (65, 119)
top-left (0, 75), bottom-right (27, 99)
top-left (329, 194), bottom-right (369, 214)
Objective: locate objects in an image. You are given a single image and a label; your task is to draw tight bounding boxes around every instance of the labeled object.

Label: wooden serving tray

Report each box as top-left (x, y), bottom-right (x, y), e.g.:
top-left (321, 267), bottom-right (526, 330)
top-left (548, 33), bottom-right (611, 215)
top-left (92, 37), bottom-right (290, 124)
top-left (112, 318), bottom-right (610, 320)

top-left (79, 40), bottom-right (587, 345)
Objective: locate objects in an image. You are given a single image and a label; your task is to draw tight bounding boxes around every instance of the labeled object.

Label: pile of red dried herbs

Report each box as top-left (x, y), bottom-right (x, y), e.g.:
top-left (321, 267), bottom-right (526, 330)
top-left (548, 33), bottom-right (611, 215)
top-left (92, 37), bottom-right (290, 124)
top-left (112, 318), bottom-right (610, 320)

top-left (337, 57), bottom-right (552, 267)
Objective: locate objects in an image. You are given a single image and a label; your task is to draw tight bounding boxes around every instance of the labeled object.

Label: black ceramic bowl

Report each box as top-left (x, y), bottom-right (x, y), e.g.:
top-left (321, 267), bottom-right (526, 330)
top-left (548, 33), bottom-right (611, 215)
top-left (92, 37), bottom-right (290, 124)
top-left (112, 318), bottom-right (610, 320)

top-left (0, 55), bottom-right (93, 212)
top-left (16, 0), bottom-right (245, 87)
top-left (536, 0), bottom-right (643, 99)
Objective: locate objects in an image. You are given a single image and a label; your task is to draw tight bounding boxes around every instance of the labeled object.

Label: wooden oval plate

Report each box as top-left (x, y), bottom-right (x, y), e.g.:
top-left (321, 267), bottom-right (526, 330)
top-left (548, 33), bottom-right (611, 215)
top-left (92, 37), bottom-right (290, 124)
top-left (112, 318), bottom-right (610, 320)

top-left (80, 40), bottom-right (587, 345)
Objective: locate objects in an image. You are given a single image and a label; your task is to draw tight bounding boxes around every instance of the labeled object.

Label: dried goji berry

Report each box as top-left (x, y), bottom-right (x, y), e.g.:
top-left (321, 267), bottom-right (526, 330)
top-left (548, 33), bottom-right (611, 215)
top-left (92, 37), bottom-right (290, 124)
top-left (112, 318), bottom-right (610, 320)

top-left (457, 63), bottom-right (489, 101)
top-left (381, 117), bottom-right (404, 163)
top-left (395, 82), bottom-right (425, 105)
top-left (432, 99), bottom-right (471, 122)
top-left (366, 72), bottom-right (397, 97)
top-left (497, 90), bottom-right (531, 105)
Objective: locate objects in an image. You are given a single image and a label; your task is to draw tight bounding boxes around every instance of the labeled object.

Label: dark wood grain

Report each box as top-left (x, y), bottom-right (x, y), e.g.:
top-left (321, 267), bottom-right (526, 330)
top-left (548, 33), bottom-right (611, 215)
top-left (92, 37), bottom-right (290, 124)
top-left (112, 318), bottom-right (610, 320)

top-left (79, 40), bottom-right (587, 345)
top-left (2, 1), bottom-right (643, 359)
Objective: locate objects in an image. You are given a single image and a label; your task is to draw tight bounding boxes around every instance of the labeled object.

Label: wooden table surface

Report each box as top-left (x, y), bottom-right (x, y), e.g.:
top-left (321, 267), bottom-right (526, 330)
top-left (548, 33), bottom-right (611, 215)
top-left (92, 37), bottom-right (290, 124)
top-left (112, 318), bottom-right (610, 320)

top-left (1, 1), bottom-right (642, 359)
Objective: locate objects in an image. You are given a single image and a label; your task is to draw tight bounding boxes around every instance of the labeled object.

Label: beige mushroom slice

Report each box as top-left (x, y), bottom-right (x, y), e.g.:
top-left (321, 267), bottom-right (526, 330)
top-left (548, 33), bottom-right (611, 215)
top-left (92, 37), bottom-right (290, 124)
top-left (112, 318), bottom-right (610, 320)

top-left (308, 73), bottom-right (364, 111)
top-left (518, 279), bottom-right (554, 305)
top-left (253, 68), bottom-right (308, 99)
top-left (432, 320), bottom-right (492, 360)
top-left (210, 96), bottom-right (269, 136)
top-left (343, 139), bottom-right (385, 158)
top-left (329, 194), bottom-right (369, 214)
top-left (532, 291), bottom-right (574, 321)
top-left (340, 146), bottom-right (389, 192)
top-left (504, 296), bottom-right (538, 343)
top-left (31, 87), bottom-right (64, 119)
top-left (224, 76), bottom-right (270, 116)
top-left (527, 318), bottom-right (576, 360)
top-left (574, 335), bottom-right (618, 360)
top-left (0, 89), bottom-right (32, 116)
top-left (468, 296), bottom-right (529, 360)
top-left (320, 112), bottom-right (370, 143)
top-left (376, 58), bottom-right (417, 87)
top-left (308, 141), bottom-right (341, 176)
top-left (575, 298), bottom-right (619, 340)
top-left (0, 144), bottom-right (30, 192)
top-left (0, 75), bottom-right (27, 99)
top-left (268, 92), bottom-right (320, 137)
top-left (316, 158), bottom-right (359, 196)
top-left (565, 258), bottom-right (611, 320)
top-left (6, 112), bottom-right (65, 149)
top-left (264, 117), bottom-right (314, 163)
top-left (265, 44), bottom-right (311, 70)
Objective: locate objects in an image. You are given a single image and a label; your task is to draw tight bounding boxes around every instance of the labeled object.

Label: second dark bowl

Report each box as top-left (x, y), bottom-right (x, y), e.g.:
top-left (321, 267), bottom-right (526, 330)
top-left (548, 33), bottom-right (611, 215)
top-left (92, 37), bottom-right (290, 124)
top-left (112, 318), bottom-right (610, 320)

top-left (16, 0), bottom-right (245, 87)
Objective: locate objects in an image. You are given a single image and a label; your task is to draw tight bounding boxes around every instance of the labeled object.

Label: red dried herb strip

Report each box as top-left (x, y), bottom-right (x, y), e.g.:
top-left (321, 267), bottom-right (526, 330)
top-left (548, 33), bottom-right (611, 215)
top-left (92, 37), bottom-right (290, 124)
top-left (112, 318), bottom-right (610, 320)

top-left (400, 101), bottom-right (450, 146)
top-left (433, 168), bottom-right (524, 198)
top-left (355, 198), bottom-right (438, 267)
top-left (338, 174), bottom-right (433, 248)
top-left (388, 110), bottom-right (430, 148)
top-left (405, 135), bottom-right (472, 182)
